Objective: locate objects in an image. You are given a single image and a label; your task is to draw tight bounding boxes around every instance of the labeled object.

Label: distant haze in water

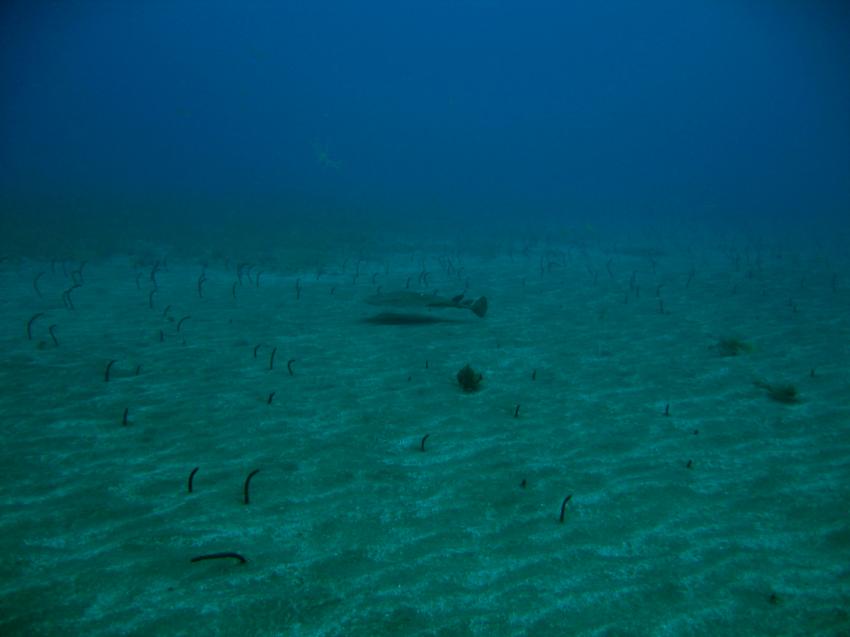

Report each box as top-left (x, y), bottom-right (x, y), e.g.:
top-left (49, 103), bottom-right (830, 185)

top-left (1, 1), bottom-right (848, 251)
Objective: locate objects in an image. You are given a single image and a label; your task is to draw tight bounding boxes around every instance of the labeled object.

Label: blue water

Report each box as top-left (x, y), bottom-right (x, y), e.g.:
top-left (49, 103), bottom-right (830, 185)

top-left (1, 2), bottom-right (849, 635)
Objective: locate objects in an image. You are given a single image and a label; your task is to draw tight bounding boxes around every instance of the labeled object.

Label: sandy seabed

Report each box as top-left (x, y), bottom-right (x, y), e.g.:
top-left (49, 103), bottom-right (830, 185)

top-left (1, 237), bottom-right (848, 636)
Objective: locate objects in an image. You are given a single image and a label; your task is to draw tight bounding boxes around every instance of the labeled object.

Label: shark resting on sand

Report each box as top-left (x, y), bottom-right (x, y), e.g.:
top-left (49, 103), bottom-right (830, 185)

top-left (363, 291), bottom-right (488, 325)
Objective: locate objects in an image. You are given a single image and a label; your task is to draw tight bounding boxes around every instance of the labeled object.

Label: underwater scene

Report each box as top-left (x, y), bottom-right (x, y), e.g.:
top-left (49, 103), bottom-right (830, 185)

top-left (1, 2), bottom-right (849, 636)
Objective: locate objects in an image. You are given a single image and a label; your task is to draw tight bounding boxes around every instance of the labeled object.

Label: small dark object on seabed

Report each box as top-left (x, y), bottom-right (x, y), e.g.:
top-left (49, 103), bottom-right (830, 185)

top-left (559, 494), bottom-right (572, 523)
top-left (457, 364), bottom-right (483, 392)
top-left (190, 552), bottom-right (246, 564)
top-left (715, 337), bottom-right (753, 357)
top-left (753, 379), bottom-right (799, 404)
top-left (188, 467), bottom-right (199, 493)
top-left (27, 312), bottom-right (44, 340)
top-left (244, 469), bottom-right (260, 504)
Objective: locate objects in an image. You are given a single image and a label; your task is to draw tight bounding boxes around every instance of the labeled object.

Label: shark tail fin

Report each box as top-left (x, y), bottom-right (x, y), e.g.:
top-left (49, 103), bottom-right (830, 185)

top-left (471, 296), bottom-right (488, 318)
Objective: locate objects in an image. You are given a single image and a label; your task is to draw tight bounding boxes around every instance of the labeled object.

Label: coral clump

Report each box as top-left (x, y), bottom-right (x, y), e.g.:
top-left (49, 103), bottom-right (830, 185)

top-left (754, 379), bottom-right (798, 404)
top-left (716, 337), bottom-right (753, 357)
top-left (457, 364), bottom-right (483, 392)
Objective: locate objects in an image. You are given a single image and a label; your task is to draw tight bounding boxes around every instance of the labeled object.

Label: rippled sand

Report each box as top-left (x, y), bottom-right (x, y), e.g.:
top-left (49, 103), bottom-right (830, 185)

top-left (1, 243), bottom-right (848, 636)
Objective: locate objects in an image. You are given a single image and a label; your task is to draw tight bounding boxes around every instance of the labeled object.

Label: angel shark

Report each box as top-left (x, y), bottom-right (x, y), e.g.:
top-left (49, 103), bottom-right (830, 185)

top-left (364, 290), bottom-right (488, 322)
